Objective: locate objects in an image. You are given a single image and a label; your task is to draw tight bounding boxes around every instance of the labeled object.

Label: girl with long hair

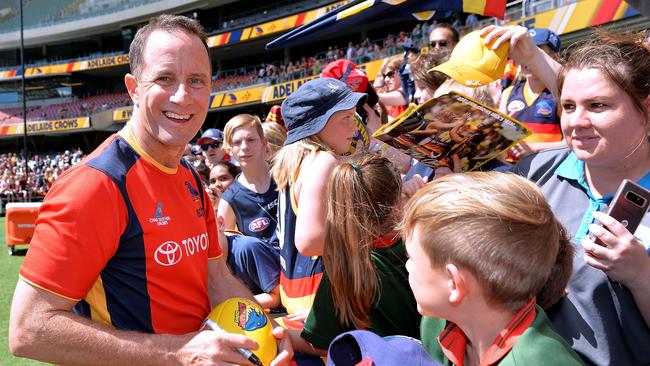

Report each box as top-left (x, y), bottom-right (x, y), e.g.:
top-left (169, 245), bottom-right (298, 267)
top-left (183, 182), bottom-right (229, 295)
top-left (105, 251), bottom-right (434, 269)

top-left (293, 152), bottom-right (420, 354)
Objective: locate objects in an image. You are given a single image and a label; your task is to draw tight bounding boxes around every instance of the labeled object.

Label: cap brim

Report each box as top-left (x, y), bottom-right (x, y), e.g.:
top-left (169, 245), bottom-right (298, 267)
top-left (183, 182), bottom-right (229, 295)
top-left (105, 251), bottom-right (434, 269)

top-left (430, 61), bottom-right (495, 88)
top-left (197, 137), bottom-right (222, 145)
top-left (284, 91), bottom-right (367, 146)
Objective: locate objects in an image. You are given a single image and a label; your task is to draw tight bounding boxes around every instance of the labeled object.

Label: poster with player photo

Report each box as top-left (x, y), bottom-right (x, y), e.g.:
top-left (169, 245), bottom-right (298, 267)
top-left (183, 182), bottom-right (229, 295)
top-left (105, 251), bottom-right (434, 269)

top-left (372, 91), bottom-right (531, 171)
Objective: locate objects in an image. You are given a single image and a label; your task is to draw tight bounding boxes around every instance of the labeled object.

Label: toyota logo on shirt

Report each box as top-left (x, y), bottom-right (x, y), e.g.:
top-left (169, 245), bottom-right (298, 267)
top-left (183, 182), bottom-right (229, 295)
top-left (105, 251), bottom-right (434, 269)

top-left (154, 241), bottom-right (183, 266)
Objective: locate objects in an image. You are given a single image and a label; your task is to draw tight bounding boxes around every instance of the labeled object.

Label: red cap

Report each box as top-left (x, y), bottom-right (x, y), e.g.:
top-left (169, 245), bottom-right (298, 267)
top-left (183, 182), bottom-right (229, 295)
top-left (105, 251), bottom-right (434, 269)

top-left (320, 59), bottom-right (378, 107)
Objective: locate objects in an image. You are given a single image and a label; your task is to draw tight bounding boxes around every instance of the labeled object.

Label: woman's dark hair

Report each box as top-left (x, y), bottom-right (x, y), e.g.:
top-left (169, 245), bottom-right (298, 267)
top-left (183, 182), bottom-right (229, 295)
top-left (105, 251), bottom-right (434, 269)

top-left (213, 160), bottom-right (240, 178)
top-left (410, 48), bottom-right (450, 91)
top-left (557, 29), bottom-right (650, 115)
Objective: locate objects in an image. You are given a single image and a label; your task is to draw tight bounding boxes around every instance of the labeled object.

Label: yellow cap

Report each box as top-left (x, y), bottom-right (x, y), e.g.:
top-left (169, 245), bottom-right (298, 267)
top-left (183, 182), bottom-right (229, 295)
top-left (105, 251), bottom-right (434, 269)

top-left (430, 30), bottom-right (509, 88)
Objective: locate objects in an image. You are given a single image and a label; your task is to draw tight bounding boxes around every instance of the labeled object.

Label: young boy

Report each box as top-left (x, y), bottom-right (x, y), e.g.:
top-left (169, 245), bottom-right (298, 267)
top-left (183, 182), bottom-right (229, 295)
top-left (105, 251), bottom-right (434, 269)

top-left (217, 114), bottom-right (281, 309)
top-left (401, 172), bottom-right (583, 366)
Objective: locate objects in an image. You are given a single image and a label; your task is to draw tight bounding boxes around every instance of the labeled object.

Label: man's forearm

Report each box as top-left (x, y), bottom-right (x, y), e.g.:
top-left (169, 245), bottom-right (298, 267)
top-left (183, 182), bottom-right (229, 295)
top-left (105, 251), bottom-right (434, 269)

top-left (208, 256), bottom-right (258, 307)
top-left (10, 280), bottom-right (187, 366)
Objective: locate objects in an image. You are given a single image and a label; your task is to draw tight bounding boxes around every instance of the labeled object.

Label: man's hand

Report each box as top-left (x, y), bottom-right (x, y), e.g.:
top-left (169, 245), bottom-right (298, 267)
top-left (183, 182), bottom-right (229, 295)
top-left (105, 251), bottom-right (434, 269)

top-left (481, 25), bottom-right (538, 66)
top-left (176, 330), bottom-right (261, 365)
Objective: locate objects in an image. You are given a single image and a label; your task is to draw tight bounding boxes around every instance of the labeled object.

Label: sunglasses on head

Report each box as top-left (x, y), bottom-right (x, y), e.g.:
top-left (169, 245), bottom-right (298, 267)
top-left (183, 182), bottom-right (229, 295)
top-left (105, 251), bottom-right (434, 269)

top-left (200, 141), bottom-right (222, 151)
top-left (430, 40), bottom-right (449, 48)
top-left (383, 70), bottom-right (396, 78)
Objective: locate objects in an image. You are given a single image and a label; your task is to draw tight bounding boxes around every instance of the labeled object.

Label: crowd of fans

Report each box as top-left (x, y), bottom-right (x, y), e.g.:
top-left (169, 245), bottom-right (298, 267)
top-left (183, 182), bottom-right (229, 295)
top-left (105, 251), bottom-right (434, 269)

top-left (1, 21), bottom-right (438, 123)
top-left (0, 148), bottom-right (85, 204)
top-left (212, 22), bottom-right (435, 90)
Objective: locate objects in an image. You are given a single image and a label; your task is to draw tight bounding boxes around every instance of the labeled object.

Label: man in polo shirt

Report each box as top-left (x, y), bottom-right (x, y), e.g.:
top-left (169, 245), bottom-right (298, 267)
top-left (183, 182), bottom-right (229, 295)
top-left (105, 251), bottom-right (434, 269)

top-left (9, 14), bottom-right (291, 366)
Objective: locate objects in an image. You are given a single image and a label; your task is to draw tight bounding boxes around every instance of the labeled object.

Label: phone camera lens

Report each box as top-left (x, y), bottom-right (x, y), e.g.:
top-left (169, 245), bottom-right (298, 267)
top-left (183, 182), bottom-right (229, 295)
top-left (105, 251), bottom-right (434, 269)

top-left (625, 191), bottom-right (646, 207)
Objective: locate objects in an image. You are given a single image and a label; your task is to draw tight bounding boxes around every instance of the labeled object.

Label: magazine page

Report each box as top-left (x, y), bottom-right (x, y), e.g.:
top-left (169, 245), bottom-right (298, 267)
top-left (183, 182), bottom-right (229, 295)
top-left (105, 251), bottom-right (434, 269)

top-left (372, 91), bottom-right (532, 171)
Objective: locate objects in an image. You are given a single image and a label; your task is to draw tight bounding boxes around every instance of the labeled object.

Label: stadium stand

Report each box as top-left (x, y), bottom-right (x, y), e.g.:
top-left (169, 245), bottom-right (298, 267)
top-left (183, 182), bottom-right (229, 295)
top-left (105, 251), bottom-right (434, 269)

top-left (0, 0), bottom-right (646, 208)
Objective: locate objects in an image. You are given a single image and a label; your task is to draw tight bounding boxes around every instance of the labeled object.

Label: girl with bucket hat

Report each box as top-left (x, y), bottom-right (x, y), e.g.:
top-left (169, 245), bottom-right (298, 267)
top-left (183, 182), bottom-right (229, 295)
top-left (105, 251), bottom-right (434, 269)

top-left (272, 78), bottom-right (366, 324)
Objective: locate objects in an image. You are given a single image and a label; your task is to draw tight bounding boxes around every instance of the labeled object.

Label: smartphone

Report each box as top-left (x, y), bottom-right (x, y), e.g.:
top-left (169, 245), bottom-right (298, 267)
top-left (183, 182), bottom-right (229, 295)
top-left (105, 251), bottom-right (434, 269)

top-left (593, 179), bottom-right (650, 246)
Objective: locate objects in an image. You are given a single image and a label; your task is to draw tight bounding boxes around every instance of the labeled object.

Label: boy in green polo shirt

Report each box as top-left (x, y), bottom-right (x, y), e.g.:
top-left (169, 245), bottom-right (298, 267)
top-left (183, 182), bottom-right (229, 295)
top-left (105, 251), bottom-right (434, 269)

top-left (401, 172), bottom-right (583, 366)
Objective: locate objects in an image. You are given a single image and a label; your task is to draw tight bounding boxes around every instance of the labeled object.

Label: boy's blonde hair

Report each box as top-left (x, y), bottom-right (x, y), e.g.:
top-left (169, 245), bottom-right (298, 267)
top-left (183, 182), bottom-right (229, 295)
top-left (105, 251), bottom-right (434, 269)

top-left (401, 172), bottom-right (571, 310)
top-left (223, 114), bottom-right (265, 150)
top-left (271, 136), bottom-right (331, 191)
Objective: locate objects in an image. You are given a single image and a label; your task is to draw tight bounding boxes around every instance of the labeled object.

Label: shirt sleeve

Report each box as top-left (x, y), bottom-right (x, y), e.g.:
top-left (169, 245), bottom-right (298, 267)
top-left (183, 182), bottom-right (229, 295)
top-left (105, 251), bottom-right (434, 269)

top-left (20, 166), bottom-right (127, 300)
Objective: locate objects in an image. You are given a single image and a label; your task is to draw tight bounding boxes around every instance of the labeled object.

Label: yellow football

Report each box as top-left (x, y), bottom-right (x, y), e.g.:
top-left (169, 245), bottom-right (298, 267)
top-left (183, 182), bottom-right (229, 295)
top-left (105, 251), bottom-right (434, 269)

top-left (203, 297), bottom-right (277, 366)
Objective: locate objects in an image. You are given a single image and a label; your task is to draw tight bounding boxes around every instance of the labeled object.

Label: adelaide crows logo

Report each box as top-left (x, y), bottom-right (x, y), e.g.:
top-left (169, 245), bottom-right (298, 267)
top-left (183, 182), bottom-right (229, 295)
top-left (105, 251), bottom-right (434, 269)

top-left (185, 181), bottom-right (200, 202)
top-left (235, 301), bottom-right (267, 331)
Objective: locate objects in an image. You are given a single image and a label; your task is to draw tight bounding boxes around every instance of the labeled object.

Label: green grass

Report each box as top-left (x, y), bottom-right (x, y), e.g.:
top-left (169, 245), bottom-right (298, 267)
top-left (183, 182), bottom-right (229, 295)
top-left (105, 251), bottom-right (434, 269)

top-left (0, 217), bottom-right (44, 365)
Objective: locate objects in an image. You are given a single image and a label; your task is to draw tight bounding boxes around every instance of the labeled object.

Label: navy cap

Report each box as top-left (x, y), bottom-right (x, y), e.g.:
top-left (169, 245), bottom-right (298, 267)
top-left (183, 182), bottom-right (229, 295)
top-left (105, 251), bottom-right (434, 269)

top-left (281, 78), bottom-right (367, 146)
top-left (327, 330), bottom-right (441, 366)
top-left (528, 28), bottom-right (560, 53)
top-left (197, 128), bottom-right (224, 145)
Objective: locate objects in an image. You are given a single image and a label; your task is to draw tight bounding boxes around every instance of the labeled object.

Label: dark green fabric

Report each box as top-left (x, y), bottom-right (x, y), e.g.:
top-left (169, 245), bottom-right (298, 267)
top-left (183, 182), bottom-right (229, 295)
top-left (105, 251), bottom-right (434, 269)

top-left (301, 240), bottom-right (421, 349)
top-left (420, 306), bottom-right (584, 365)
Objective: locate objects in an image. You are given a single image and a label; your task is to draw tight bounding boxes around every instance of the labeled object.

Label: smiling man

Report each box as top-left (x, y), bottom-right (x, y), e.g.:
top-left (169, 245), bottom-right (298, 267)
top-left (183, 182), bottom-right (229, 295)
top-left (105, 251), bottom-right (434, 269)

top-left (9, 14), bottom-right (291, 366)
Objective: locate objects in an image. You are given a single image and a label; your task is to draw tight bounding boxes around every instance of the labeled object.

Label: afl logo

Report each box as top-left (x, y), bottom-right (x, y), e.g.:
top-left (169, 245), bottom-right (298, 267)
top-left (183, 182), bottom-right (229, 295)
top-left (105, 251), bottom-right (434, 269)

top-left (249, 217), bottom-right (270, 232)
top-left (154, 241), bottom-right (183, 266)
top-left (507, 100), bottom-right (525, 113)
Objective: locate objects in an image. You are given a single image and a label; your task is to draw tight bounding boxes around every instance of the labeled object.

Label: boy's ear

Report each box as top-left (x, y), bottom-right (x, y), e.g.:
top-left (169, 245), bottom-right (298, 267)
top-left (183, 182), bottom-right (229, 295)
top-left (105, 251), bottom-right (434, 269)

top-left (445, 263), bottom-right (467, 304)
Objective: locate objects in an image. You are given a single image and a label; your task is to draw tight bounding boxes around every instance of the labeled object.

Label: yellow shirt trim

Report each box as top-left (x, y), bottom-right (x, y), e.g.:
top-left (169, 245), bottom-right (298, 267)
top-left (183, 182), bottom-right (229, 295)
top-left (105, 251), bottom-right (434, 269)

top-left (19, 275), bottom-right (82, 302)
top-left (118, 126), bottom-right (178, 175)
top-left (85, 277), bottom-right (112, 326)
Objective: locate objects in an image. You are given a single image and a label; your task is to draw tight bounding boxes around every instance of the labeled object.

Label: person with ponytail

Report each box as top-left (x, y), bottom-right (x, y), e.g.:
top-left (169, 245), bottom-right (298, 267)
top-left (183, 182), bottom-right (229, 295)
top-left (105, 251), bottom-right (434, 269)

top-left (293, 153), bottom-right (420, 354)
top-left (401, 172), bottom-right (582, 366)
top-left (484, 25), bottom-right (650, 365)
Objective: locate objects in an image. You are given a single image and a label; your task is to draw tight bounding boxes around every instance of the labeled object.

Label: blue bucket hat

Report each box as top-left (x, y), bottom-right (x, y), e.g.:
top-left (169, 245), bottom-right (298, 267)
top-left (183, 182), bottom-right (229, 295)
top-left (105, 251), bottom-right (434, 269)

top-left (197, 128), bottom-right (224, 146)
top-left (281, 78), bottom-right (367, 146)
top-left (528, 28), bottom-right (560, 53)
top-left (327, 330), bottom-right (441, 366)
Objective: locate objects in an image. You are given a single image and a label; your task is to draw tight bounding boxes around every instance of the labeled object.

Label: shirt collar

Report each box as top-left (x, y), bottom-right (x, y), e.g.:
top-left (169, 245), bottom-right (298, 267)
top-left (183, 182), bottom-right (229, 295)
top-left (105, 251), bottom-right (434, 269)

top-left (118, 126), bottom-right (178, 174)
top-left (372, 230), bottom-right (399, 249)
top-left (437, 298), bottom-right (537, 366)
top-left (555, 151), bottom-right (582, 181)
top-left (555, 151), bottom-right (650, 193)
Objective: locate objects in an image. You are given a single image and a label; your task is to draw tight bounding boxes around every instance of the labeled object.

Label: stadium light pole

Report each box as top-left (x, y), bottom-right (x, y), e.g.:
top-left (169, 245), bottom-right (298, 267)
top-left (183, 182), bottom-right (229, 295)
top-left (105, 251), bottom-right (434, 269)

top-left (19, 0), bottom-right (29, 177)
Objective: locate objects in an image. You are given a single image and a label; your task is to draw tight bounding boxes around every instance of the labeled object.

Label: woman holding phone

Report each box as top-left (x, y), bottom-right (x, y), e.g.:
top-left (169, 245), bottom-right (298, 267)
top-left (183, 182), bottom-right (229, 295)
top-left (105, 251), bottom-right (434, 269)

top-left (485, 26), bottom-right (650, 365)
